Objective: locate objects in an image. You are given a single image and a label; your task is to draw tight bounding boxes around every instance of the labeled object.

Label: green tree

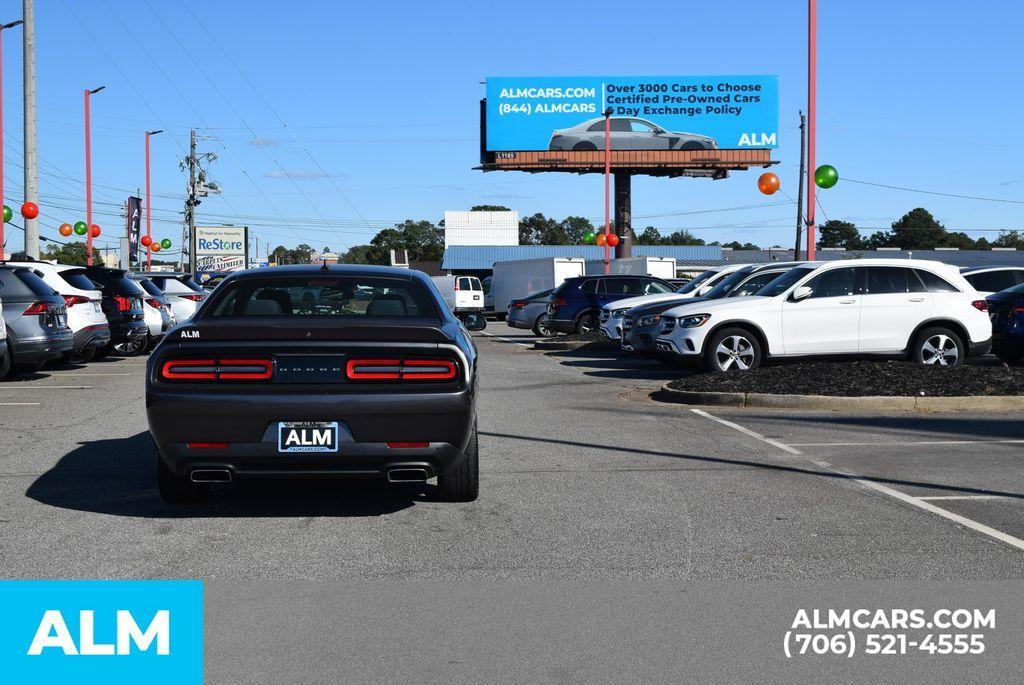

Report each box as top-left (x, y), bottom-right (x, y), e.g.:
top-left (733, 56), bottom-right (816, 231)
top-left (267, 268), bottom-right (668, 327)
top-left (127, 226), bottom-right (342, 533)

top-left (663, 229), bottom-right (705, 246)
top-left (993, 230), bottom-right (1024, 249)
top-left (340, 245), bottom-right (373, 264)
top-left (716, 240), bottom-right (759, 250)
top-left (636, 226), bottom-right (663, 245)
top-left (940, 231), bottom-right (978, 249)
top-left (518, 213), bottom-right (566, 245)
top-left (974, 237), bottom-right (992, 250)
top-left (888, 207), bottom-right (947, 249)
top-left (470, 205), bottom-right (511, 212)
top-left (558, 216), bottom-right (595, 244)
top-left (41, 241), bottom-right (101, 266)
top-left (817, 219), bottom-right (864, 249)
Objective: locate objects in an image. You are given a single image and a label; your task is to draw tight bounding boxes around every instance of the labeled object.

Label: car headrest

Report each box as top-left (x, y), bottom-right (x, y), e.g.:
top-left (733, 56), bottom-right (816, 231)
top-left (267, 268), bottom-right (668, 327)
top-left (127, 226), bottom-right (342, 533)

top-left (243, 298), bottom-right (284, 316)
top-left (366, 294), bottom-right (407, 317)
top-left (255, 289), bottom-right (292, 314)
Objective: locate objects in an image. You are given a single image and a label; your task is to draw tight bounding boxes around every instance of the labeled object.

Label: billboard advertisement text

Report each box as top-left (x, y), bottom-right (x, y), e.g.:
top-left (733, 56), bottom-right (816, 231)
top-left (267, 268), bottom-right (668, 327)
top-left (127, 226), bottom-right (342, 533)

top-left (195, 225), bottom-right (248, 274)
top-left (486, 76), bottom-right (778, 152)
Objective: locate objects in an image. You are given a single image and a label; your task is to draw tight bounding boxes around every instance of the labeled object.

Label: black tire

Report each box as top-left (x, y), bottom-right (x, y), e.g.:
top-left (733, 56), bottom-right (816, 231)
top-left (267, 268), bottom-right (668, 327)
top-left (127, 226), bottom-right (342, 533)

top-left (437, 421), bottom-right (479, 502)
top-left (575, 312), bottom-right (598, 335)
top-left (0, 340), bottom-right (11, 379)
top-left (532, 315), bottom-right (553, 337)
top-left (92, 343), bottom-right (113, 361)
top-left (69, 346), bottom-right (96, 364)
top-left (911, 326), bottom-right (965, 367)
top-left (44, 353), bottom-right (74, 369)
top-left (157, 455), bottom-right (209, 504)
top-left (114, 337), bottom-right (146, 357)
top-left (572, 142), bottom-right (597, 151)
top-left (703, 327), bottom-right (763, 373)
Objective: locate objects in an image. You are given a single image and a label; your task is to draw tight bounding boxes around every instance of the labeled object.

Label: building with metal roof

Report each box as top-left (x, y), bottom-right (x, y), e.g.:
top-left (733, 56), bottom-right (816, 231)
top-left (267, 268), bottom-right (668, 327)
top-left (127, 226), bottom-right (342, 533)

top-left (720, 248), bottom-right (1024, 268)
top-left (441, 244), bottom-right (722, 272)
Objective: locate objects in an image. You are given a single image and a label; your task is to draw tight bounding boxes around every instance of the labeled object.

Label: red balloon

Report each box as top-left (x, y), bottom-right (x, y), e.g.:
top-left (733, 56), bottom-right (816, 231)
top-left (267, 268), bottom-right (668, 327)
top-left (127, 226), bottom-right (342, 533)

top-left (151, 243), bottom-right (162, 253)
top-left (20, 201), bottom-right (39, 219)
top-left (595, 233), bottom-right (607, 246)
top-left (140, 235), bottom-right (153, 247)
top-left (757, 172), bottom-right (780, 195)
top-left (90, 225), bottom-right (101, 238)
top-left (606, 233), bottom-right (620, 247)
top-left (58, 223), bottom-right (73, 237)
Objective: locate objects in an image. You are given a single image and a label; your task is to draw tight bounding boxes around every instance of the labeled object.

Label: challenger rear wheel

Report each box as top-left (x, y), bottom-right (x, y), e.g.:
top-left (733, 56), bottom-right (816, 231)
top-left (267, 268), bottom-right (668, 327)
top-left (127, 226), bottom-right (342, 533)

top-left (157, 455), bottom-right (209, 504)
top-left (438, 420), bottom-right (479, 502)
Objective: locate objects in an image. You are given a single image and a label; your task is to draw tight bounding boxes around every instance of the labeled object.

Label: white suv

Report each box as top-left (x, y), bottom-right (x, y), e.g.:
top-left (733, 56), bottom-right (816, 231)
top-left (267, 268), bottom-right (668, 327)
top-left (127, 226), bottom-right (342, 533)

top-left (5, 261), bottom-right (112, 362)
top-left (655, 259), bottom-right (992, 372)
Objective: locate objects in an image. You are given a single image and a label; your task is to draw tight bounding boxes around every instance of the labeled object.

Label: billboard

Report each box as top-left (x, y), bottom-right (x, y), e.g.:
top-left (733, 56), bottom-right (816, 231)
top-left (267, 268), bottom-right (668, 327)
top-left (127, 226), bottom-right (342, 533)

top-left (485, 76), bottom-right (777, 152)
top-left (194, 225), bottom-right (248, 274)
top-left (126, 196), bottom-right (141, 268)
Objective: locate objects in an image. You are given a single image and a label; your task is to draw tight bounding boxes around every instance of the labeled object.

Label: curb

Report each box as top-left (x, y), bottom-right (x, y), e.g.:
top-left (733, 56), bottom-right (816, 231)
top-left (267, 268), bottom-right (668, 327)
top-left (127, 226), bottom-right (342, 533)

top-left (656, 383), bottom-right (1024, 412)
top-left (533, 340), bottom-right (591, 351)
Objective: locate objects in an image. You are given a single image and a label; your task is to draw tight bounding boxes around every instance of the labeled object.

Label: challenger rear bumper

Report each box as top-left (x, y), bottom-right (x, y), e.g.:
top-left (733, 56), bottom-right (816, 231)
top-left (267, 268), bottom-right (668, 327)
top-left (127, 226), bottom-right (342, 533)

top-left (147, 388), bottom-right (475, 478)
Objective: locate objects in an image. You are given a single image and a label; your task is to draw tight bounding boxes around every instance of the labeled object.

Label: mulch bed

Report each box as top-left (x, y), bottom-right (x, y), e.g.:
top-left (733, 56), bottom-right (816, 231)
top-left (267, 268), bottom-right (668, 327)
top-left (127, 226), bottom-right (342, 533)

top-left (666, 360), bottom-right (1024, 397)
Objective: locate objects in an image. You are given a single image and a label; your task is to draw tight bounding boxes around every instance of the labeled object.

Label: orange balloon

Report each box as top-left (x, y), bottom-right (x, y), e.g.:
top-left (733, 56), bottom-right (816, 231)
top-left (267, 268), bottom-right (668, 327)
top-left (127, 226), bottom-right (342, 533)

top-left (59, 223), bottom-right (73, 237)
top-left (757, 172), bottom-right (780, 195)
top-left (595, 233), bottom-right (607, 246)
top-left (606, 233), bottom-right (620, 247)
top-left (151, 243), bottom-right (162, 253)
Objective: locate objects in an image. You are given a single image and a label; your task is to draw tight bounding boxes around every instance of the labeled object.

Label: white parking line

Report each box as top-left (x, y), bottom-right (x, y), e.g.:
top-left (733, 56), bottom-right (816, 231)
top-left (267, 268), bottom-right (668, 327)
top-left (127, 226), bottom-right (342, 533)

top-left (0, 385), bottom-right (93, 390)
top-left (479, 331), bottom-right (532, 348)
top-left (917, 495), bottom-right (1015, 501)
top-left (690, 408), bottom-right (802, 455)
top-left (814, 459), bottom-right (1024, 553)
top-left (0, 402), bottom-right (40, 406)
top-left (789, 439), bottom-right (1024, 447)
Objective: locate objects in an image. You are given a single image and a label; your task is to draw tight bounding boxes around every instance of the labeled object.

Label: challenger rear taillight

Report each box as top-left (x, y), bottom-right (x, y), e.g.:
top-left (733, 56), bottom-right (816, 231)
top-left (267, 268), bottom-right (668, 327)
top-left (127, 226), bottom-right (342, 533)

top-left (63, 295), bottom-right (90, 307)
top-left (187, 442), bottom-right (229, 449)
top-left (345, 358), bottom-right (458, 382)
top-left (1016, 306), bottom-right (1024, 314)
top-left (145, 298), bottom-right (163, 309)
top-left (386, 442), bottom-right (429, 449)
top-left (113, 295), bottom-right (132, 312)
top-left (160, 358), bottom-right (272, 382)
top-left (179, 294), bottom-right (204, 302)
top-left (971, 300), bottom-right (988, 312)
top-left (23, 301), bottom-right (53, 315)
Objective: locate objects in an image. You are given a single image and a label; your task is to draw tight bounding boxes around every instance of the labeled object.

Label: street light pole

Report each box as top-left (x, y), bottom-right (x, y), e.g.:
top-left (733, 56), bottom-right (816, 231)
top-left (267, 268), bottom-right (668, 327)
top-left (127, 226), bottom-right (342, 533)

top-left (84, 86), bottom-right (104, 266)
top-left (0, 19), bottom-right (23, 261)
top-left (603, 107), bottom-right (612, 274)
top-left (22, 0), bottom-right (37, 258)
top-left (806, 0), bottom-right (817, 261)
top-left (145, 129), bottom-right (162, 270)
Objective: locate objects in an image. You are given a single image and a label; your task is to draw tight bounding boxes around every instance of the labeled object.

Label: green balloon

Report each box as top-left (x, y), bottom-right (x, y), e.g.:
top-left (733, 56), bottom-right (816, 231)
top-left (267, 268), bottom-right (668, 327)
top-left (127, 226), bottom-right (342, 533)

top-left (814, 164), bottom-right (839, 189)
top-left (160, 238), bottom-right (172, 249)
top-left (582, 230), bottom-right (596, 244)
top-left (2, 205), bottom-right (10, 223)
top-left (74, 221), bottom-right (88, 235)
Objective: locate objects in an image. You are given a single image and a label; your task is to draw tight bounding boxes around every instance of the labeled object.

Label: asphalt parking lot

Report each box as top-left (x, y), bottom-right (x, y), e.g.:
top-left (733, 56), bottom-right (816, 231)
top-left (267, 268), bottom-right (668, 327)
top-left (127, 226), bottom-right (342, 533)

top-left (1, 320), bottom-right (1023, 581)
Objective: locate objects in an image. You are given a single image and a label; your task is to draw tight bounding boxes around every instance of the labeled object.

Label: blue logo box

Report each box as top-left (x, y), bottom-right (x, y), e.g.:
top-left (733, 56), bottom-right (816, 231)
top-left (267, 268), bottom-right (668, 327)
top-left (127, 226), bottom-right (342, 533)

top-left (0, 580), bottom-right (203, 684)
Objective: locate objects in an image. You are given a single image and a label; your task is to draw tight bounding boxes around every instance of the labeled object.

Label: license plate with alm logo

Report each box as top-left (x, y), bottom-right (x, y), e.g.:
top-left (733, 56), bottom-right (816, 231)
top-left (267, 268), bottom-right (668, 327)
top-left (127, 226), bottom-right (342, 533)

top-left (277, 421), bottom-right (339, 453)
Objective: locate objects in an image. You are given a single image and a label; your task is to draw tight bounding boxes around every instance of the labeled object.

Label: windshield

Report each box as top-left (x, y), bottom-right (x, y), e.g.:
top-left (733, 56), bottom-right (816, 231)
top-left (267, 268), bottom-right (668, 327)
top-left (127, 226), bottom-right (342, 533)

top-left (754, 266), bottom-right (816, 297)
top-left (205, 275), bottom-right (441, 319)
top-left (701, 268), bottom-right (754, 300)
top-left (676, 269), bottom-right (719, 294)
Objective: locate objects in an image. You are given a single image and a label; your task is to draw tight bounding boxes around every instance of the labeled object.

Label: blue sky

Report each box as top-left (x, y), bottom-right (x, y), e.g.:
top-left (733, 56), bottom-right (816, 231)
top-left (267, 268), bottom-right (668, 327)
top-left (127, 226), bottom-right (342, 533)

top-left (0, 0), bottom-right (1020, 257)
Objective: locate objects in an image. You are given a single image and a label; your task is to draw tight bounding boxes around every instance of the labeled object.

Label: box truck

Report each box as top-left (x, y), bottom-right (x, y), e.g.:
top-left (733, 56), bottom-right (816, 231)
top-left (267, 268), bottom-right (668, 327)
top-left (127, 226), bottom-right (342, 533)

top-left (491, 258), bottom-right (586, 320)
top-left (584, 256), bottom-right (677, 280)
top-left (430, 275), bottom-right (485, 315)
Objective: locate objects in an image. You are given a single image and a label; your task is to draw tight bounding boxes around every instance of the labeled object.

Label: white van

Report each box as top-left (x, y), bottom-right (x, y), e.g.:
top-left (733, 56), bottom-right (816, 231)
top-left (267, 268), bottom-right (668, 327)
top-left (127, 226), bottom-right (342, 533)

top-left (431, 275), bottom-right (485, 315)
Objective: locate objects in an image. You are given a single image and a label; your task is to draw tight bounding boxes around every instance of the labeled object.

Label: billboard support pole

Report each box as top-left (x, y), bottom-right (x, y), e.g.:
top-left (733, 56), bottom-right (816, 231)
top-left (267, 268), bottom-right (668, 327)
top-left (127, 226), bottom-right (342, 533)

top-left (614, 172), bottom-right (632, 259)
top-left (806, 0), bottom-right (817, 261)
top-left (603, 109), bottom-right (611, 273)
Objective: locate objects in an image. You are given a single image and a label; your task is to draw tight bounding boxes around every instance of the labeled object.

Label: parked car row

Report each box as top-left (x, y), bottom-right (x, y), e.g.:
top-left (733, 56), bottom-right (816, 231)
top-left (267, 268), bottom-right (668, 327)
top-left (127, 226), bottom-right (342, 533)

top-left (580, 260), bottom-right (1024, 373)
top-left (0, 259), bottom-right (209, 378)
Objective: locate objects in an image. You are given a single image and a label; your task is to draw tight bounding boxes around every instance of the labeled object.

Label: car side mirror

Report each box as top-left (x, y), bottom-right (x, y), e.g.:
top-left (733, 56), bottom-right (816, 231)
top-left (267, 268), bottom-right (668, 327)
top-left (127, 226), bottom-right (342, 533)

top-left (791, 286), bottom-right (813, 301)
top-left (463, 313), bottom-right (487, 331)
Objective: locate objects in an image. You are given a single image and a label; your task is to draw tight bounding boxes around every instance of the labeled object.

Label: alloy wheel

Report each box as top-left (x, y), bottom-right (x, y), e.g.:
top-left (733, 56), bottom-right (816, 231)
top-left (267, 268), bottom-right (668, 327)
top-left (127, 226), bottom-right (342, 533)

top-left (921, 334), bottom-right (960, 366)
top-left (714, 335), bottom-right (755, 371)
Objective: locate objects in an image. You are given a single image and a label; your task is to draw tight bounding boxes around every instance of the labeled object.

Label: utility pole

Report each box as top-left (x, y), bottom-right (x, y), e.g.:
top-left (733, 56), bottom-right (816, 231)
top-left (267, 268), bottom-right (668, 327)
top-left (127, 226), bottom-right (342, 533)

top-left (794, 111), bottom-right (806, 260)
top-left (186, 129), bottom-right (197, 275)
top-left (22, 0), bottom-right (37, 258)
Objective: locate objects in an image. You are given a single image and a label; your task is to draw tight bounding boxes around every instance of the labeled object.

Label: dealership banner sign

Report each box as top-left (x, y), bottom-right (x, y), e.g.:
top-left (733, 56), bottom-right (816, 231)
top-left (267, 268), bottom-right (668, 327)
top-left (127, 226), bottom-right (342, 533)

top-left (486, 76), bottom-right (778, 151)
top-left (195, 225), bottom-right (248, 274)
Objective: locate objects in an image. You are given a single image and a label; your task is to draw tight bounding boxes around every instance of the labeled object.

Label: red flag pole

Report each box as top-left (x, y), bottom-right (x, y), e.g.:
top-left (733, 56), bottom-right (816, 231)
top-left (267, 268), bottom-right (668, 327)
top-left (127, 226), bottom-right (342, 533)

top-left (806, 0), bottom-right (817, 261)
top-left (603, 108), bottom-right (611, 274)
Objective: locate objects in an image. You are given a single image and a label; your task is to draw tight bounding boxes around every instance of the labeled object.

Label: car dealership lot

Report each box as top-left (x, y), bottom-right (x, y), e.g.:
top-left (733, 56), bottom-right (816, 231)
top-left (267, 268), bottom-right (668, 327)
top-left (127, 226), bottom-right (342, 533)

top-left (2, 324), bottom-right (1024, 581)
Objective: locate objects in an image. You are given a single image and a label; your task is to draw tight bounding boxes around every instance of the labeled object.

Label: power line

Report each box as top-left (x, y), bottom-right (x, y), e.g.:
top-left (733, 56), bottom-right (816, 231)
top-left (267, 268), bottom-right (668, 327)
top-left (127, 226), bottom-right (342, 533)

top-left (841, 178), bottom-right (1024, 205)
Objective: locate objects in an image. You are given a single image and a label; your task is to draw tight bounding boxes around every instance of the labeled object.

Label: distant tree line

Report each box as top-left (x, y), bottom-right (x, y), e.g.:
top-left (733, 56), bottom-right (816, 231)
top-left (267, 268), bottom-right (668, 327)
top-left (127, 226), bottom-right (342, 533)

top-left (817, 208), bottom-right (1024, 251)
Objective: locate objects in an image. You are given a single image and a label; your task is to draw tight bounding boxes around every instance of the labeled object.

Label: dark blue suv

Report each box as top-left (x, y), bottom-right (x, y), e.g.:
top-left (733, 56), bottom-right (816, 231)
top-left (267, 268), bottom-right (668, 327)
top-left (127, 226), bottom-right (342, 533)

top-left (546, 275), bottom-right (676, 334)
top-left (987, 283), bottom-right (1024, 363)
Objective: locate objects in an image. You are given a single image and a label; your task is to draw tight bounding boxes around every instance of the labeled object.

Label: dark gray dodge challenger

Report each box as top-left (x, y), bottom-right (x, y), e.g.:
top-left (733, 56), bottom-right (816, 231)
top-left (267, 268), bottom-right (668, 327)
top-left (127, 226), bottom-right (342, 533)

top-left (146, 264), bottom-right (485, 504)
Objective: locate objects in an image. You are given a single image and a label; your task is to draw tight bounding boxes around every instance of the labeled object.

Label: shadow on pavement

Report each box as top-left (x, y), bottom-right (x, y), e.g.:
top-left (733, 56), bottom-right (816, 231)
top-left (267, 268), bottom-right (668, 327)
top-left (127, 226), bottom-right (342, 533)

top-left (26, 432), bottom-right (421, 518)
top-left (480, 430), bottom-right (1024, 500)
top-left (746, 413), bottom-right (1024, 440)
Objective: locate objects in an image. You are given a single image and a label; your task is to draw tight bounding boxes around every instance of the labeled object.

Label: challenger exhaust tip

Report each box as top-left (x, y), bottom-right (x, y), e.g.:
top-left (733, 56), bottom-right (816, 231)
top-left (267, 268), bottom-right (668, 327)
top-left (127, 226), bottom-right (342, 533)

top-left (386, 468), bottom-right (430, 483)
top-left (190, 469), bottom-right (233, 483)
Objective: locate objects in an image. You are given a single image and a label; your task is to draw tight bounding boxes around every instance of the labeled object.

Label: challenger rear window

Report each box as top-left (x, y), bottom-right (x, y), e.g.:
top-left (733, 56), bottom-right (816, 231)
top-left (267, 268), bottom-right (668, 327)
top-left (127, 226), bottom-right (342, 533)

top-left (205, 276), bottom-right (440, 319)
